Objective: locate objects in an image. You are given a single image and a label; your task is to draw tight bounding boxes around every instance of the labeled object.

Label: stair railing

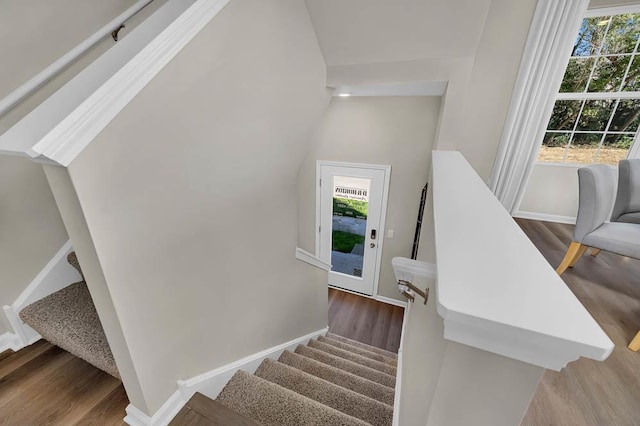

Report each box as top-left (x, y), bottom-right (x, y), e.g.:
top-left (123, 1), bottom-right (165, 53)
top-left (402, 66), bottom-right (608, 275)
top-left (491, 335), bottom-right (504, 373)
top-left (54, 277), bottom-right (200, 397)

top-left (0, 0), bottom-right (154, 118)
top-left (397, 280), bottom-right (429, 305)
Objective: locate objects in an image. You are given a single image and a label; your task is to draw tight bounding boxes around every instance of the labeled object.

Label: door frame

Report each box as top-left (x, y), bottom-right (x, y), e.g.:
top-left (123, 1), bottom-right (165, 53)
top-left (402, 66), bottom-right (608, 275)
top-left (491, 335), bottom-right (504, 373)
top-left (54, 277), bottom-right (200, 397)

top-left (315, 160), bottom-right (391, 298)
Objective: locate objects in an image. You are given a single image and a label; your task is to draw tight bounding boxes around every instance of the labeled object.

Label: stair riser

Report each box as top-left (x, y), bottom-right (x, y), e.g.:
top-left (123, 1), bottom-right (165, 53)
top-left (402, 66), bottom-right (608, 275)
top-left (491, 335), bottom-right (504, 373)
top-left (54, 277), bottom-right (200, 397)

top-left (295, 345), bottom-right (396, 388)
top-left (255, 359), bottom-right (393, 426)
top-left (326, 333), bottom-right (398, 360)
top-left (308, 340), bottom-right (397, 376)
top-left (278, 351), bottom-right (395, 406)
top-left (318, 336), bottom-right (397, 366)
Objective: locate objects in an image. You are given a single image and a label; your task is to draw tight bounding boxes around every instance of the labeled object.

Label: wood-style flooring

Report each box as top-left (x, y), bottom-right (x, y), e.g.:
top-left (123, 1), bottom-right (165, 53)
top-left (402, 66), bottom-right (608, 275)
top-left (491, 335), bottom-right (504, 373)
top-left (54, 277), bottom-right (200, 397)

top-left (0, 287), bottom-right (402, 425)
top-left (328, 287), bottom-right (404, 353)
top-left (0, 340), bottom-right (127, 425)
top-left (517, 218), bottom-right (640, 426)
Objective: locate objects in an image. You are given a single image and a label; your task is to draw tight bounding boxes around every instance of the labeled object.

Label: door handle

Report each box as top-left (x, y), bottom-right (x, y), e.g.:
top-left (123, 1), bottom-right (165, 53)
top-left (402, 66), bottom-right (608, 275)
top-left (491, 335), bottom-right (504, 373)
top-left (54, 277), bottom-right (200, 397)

top-left (370, 243), bottom-right (376, 248)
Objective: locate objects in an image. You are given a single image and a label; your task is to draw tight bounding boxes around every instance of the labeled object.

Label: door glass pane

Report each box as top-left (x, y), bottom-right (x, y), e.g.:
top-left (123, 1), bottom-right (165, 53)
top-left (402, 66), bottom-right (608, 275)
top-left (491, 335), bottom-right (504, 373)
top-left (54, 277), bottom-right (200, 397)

top-left (331, 176), bottom-right (370, 278)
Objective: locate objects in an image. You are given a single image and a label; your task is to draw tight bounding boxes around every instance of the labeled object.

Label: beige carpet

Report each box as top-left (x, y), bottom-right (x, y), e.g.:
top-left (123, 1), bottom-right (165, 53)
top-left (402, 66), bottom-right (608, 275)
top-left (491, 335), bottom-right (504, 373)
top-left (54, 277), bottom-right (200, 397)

top-left (216, 333), bottom-right (397, 426)
top-left (19, 252), bottom-right (119, 378)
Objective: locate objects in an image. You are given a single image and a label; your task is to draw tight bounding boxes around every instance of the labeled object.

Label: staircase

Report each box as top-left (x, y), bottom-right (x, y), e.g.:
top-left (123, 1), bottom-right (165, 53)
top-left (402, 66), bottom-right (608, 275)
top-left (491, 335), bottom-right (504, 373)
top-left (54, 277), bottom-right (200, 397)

top-left (18, 252), bottom-right (119, 378)
top-left (182, 333), bottom-right (398, 425)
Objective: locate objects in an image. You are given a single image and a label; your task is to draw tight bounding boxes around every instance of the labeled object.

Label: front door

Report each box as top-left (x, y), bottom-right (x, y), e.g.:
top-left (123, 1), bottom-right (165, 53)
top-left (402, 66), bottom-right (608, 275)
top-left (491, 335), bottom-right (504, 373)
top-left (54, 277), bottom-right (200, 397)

top-left (317, 162), bottom-right (390, 296)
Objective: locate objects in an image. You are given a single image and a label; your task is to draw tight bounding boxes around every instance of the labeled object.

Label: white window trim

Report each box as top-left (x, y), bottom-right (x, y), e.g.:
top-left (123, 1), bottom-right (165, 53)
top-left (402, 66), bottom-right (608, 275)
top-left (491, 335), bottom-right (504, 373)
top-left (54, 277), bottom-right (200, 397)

top-left (537, 4), bottom-right (640, 166)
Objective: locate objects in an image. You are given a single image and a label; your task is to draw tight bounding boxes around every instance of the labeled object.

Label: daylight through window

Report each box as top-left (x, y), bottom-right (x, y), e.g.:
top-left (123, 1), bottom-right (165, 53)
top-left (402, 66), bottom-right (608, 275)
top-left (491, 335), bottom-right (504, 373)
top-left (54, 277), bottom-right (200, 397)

top-left (538, 12), bottom-right (640, 165)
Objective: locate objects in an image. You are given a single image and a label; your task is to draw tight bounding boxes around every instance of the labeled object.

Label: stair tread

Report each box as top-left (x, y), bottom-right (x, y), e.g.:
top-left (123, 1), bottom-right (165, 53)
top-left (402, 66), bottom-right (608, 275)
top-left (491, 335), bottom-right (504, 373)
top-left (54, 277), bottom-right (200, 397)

top-left (18, 281), bottom-right (119, 378)
top-left (216, 370), bottom-right (370, 426)
top-left (326, 333), bottom-right (397, 359)
top-left (279, 351), bottom-right (395, 406)
top-left (295, 345), bottom-right (396, 388)
top-left (308, 340), bottom-right (397, 376)
top-left (255, 359), bottom-right (392, 426)
top-left (318, 336), bottom-right (397, 367)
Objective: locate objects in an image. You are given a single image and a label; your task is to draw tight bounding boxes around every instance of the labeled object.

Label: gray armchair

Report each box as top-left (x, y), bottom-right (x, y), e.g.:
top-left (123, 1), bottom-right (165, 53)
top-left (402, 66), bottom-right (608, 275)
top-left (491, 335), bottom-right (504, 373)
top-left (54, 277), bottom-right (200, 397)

top-left (611, 159), bottom-right (640, 224)
top-left (556, 163), bottom-right (640, 351)
top-left (557, 164), bottom-right (640, 275)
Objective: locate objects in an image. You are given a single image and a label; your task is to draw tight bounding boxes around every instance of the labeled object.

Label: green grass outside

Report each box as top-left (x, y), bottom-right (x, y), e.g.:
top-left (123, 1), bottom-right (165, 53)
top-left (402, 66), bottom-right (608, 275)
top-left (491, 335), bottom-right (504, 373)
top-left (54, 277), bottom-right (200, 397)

top-left (333, 197), bottom-right (368, 219)
top-left (332, 231), bottom-right (365, 254)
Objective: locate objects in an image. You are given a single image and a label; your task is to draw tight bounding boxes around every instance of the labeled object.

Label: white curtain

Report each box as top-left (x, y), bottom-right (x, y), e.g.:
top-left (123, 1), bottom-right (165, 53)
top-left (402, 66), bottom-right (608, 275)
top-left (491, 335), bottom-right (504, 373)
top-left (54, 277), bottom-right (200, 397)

top-left (489, 0), bottom-right (590, 213)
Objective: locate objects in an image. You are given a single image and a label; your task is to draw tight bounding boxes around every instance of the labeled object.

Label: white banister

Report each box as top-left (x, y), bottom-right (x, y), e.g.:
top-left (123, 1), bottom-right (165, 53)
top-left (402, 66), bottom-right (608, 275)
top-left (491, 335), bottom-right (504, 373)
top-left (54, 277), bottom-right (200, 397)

top-left (0, 0), bottom-right (154, 117)
top-left (433, 150), bottom-right (613, 370)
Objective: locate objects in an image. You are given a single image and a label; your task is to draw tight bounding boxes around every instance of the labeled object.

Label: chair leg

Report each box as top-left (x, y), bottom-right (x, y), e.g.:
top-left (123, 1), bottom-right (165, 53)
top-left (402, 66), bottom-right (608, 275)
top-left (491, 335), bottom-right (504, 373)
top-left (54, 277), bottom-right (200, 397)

top-left (569, 244), bottom-right (589, 267)
top-left (590, 248), bottom-right (602, 257)
top-left (629, 330), bottom-right (640, 352)
top-left (556, 242), bottom-right (586, 275)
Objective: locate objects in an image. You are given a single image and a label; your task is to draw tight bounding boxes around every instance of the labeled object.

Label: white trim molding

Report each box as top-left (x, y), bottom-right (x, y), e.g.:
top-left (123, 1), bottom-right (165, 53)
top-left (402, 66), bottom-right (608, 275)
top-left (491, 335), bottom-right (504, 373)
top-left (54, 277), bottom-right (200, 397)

top-left (0, 332), bottom-right (22, 354)
top-left (392, 298), bottom-right (411, 426)
top-left (2, 240), bottom-right (79, 350)
top-left (124, 327), bottom-right (329, 426)
top-left (0, 0), bottom-right (231, 167)
top-left (32, 0), bottom-right (231, 166)
top-left (513, 210), bottom-right (577, 225)
top-left (124, 392), bottom-right (185, 426)
top-left (295, 247), bottom-right (331, 271)
top-left (489, 0), bottom-right (590, 213)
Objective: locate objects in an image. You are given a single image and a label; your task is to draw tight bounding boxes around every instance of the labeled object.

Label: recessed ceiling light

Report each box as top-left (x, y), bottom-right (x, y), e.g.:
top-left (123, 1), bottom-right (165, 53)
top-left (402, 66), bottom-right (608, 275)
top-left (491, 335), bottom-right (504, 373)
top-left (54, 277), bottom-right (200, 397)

top-left (338, 93), bottom-right (351, 97)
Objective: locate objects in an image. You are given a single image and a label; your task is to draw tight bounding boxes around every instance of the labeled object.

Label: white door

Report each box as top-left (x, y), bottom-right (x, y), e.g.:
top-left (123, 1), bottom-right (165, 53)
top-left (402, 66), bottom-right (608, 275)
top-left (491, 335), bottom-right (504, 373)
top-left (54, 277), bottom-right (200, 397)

top-left (317, 162), bottom-right (390, 296)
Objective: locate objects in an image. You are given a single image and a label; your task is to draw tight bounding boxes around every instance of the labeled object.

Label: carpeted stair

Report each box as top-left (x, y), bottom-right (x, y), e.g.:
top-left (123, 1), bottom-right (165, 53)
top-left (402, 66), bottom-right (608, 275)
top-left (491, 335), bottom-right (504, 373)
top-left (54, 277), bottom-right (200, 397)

top-left (18, 252), bottom-right (119, 378)
top-left (215, 333), bottom-right (397, 426)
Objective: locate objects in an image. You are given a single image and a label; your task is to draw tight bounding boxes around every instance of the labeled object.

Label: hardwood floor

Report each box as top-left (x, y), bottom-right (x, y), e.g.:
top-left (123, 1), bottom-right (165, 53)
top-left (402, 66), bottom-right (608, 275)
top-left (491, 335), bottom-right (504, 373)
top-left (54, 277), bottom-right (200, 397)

top-left (517, 219), bottom-right (640, 426)
top-left (0, 340), bottom-right (127, 425)
top-left (328, 287), bottom-right (404, 353)
top-left (0, 289), bottom-right (401, 426)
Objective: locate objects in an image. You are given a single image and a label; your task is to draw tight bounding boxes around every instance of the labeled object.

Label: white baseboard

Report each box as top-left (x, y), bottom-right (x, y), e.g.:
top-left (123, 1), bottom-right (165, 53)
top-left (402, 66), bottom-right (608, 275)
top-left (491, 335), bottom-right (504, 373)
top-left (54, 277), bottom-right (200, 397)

top-left (392, 297), bottom-right (411, 426)
top-left (124, 327), bottom-right (329, 426)
top-left (375, 295), bottom-right (408, 308)
top-left (124, 391), bottom-right (185, 426)
top-left (1, 240), bottom-right (79, 351)
top-left (0, 332), bottom-right (22, 353)
top-left (513, 211), bottom-right (576, 225)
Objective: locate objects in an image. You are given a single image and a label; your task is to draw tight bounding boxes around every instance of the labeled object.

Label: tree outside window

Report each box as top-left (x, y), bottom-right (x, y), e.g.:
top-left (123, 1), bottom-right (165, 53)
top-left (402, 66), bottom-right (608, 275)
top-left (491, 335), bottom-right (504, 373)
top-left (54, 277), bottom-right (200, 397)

top-left (538, 13), bottom-right (640, 165)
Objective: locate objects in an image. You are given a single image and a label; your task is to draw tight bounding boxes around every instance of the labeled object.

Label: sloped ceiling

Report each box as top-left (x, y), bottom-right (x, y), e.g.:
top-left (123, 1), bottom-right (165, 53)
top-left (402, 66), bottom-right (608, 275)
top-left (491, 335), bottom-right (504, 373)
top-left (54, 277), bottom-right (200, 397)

top-left (305, 0), bottom-right (492, 66)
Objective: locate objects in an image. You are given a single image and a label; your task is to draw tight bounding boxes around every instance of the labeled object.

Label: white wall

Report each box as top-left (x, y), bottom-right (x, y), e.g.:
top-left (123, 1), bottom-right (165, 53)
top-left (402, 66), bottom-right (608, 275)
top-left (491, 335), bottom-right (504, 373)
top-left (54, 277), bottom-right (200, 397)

top-left (63, 0), bottom-right (331, 414)
top-left (297, 96), bottom-right (441, 301)
top-left (0, 157), bottom-right (68, 334)
top-left (0, 0), bottom-right (143, 334)
top-left (518, 164), bottom-right (581, 221)
top-left (43, 165), bottom-right (148, 414)
top-left (0, 0), bottom-right (135, 100)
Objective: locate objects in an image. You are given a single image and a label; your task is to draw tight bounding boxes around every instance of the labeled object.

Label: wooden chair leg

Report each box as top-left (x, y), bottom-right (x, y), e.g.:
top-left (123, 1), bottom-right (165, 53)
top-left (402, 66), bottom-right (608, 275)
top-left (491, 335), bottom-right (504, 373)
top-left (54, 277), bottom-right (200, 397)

top-left (629, 330), bottom-right (640, 352)
top-left (569, 244), bottom-right (589, 267)
top-left (556, 242), bottom-right (585, 275)
top-left (590, 248), bottom-right (602, 257)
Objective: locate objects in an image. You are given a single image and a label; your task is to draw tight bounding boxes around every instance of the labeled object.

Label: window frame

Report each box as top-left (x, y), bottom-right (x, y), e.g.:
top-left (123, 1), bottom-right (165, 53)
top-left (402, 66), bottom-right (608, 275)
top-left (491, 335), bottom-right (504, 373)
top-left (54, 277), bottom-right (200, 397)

top-left (538, 5), bottom-right (640, 166)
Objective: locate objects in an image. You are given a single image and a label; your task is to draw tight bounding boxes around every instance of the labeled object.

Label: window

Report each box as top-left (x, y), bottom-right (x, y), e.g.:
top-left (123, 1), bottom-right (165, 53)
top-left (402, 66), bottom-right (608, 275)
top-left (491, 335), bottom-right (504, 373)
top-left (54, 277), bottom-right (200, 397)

top-left (538, 12), bottom-right (640, 165)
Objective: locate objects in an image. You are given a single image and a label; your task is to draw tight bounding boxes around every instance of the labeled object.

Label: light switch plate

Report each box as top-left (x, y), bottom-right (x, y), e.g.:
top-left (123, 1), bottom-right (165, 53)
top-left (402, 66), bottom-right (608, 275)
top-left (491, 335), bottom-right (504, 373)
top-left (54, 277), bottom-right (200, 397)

top-left (387, 229), bottom-right (395, 239)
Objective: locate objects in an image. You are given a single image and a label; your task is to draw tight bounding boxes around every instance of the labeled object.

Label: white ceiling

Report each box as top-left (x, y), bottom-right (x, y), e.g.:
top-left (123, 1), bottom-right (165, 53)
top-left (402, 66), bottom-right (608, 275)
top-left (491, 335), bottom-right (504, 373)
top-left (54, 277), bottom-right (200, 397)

top-left (305, 0), bottom-right (492, 67)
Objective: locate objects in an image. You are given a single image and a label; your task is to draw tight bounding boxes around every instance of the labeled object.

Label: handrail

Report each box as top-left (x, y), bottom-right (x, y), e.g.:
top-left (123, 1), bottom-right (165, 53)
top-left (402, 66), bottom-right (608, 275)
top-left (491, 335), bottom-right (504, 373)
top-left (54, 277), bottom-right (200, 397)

top-left (0, 0), bottom-right (154, 118)
top-left (397, 280), bottom-right (429, 305)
